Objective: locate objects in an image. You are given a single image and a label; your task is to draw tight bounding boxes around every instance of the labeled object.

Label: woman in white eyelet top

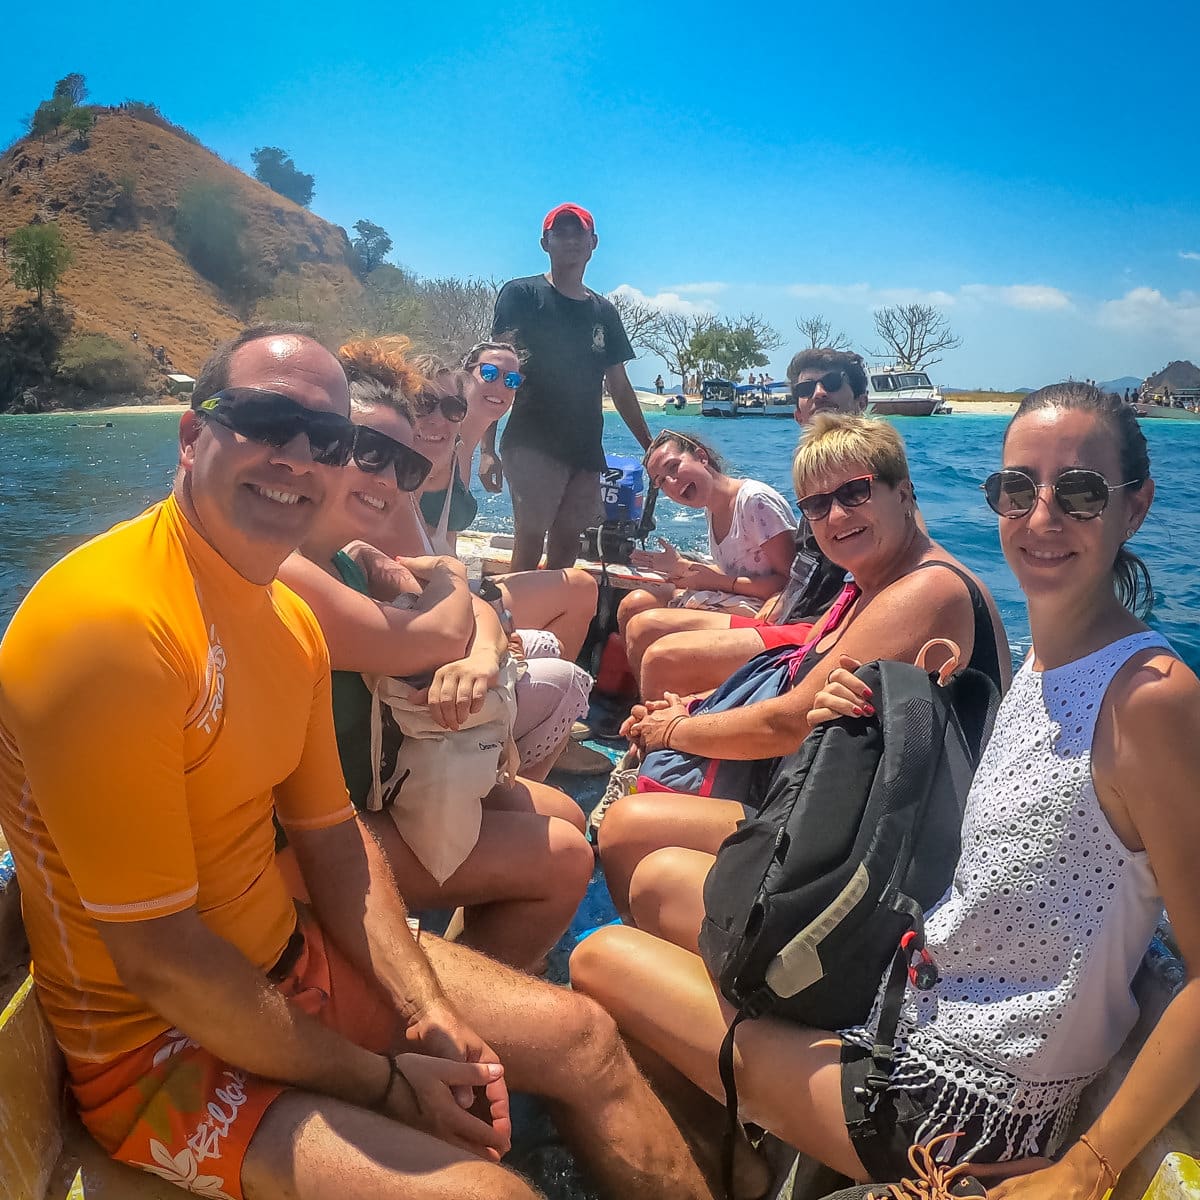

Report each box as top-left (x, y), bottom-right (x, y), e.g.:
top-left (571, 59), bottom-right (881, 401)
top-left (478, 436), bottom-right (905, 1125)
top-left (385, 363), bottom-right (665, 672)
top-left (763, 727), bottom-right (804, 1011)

top-left (568, 385), bottom-right (1200, 1199)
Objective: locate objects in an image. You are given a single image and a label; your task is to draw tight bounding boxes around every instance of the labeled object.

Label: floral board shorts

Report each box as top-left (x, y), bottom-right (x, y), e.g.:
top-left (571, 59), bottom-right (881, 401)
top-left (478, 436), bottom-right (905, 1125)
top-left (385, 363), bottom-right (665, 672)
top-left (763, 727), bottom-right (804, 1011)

top-left (69, 910), bottom-right (399, 1200)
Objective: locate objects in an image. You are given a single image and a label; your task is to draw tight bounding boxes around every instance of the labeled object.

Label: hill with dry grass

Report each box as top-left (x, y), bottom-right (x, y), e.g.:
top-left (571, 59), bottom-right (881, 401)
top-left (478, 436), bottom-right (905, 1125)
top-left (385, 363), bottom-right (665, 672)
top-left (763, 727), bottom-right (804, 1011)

top-left (0, 107), bottom-right (363, 377)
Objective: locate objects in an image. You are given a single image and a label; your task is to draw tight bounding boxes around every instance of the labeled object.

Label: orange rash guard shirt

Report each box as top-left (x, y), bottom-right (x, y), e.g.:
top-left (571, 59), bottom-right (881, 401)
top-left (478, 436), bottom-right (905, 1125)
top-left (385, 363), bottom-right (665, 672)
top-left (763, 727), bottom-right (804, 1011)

top-left (0, 495), bottom-right (355, 1069)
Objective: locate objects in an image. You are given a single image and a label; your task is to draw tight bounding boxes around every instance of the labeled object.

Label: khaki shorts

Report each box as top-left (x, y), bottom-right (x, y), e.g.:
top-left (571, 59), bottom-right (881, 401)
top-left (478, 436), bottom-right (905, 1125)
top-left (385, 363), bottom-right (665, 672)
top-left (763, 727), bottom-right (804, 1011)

top-left (503, 442), bottom-right (601, 541)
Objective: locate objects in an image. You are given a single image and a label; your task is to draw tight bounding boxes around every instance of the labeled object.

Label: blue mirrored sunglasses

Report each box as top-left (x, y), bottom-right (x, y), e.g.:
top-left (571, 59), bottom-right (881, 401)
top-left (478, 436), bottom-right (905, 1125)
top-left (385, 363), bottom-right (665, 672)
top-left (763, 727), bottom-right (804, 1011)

top-left (477, 362), bottom-right (524, 390)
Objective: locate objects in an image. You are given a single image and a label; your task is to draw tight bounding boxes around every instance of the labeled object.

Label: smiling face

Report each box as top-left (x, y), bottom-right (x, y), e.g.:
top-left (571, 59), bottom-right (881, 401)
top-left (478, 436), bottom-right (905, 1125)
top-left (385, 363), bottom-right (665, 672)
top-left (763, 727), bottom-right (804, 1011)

top-left (411, 373), bottom-right (464, 469)
top-left (792, 369), bottom-right (865, 427)
top-left (338, 400), bottom-right (418, 543)
top-left (466, 348), bottom-right (521, 426)
top-left (998, 407), bottom-right (1153, 608)
top-left (800, 459), bottom-right (913, 574)
top-left (644, 439), bottom-right (717, 509)
top-left (177, 335), bottom-right (350, 583)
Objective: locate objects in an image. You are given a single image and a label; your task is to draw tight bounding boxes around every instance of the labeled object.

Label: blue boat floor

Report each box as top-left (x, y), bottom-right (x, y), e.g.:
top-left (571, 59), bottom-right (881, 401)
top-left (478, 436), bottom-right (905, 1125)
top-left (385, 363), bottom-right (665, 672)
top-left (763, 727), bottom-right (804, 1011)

top-left (500, 734), bottom-right (621, 1200)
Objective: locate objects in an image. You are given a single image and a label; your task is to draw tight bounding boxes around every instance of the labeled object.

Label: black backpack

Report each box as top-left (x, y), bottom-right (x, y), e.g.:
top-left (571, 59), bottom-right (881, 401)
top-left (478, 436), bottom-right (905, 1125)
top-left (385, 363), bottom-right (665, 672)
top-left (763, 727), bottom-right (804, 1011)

top-left (697, 653), bottom-right (1001, 1197)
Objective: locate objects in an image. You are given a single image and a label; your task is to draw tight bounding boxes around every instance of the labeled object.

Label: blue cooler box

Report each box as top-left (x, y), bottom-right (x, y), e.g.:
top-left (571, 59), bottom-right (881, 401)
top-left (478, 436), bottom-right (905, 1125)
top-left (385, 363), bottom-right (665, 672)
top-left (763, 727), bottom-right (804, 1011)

top-left (600, 454), bottom-right (644, 524)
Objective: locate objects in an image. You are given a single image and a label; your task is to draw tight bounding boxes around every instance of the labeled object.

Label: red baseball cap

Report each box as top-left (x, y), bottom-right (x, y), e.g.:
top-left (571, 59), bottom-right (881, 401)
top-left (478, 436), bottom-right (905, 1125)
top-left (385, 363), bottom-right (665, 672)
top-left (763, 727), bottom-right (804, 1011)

top-left (542, 203), bottom-right (595, 235)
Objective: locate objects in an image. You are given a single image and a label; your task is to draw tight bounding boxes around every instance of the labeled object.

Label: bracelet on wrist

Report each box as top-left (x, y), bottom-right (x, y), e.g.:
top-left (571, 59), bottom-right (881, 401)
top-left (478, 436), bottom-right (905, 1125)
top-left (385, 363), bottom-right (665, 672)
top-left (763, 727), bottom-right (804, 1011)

top-left (663, 714), bottom-right (688, 750)
top-left (372, 1053), bottom-right (401, 1112)
top-left (1077, 1134), bottom-right (1118, 1192)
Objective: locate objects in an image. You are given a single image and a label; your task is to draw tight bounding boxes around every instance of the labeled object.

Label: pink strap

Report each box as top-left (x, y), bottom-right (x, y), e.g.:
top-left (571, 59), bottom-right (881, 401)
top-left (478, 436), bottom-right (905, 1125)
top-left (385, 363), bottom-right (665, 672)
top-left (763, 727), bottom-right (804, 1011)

top-left (784, 581), bottom-right (861, 681)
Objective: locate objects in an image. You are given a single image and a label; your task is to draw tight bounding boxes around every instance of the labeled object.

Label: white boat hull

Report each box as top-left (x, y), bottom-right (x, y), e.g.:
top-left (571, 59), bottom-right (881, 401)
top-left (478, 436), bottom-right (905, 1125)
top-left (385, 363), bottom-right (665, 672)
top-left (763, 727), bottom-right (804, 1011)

top-left (1136, 404), bottom-right (1200, 421)
top-left (866, 398), bottom-right (940, 417)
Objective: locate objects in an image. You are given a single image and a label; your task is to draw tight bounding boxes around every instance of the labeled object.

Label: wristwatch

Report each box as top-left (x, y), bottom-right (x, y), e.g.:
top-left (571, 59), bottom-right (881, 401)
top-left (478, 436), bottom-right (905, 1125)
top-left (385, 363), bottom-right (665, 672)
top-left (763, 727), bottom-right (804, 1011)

top-left (478, 578), bottom-right (516, 637)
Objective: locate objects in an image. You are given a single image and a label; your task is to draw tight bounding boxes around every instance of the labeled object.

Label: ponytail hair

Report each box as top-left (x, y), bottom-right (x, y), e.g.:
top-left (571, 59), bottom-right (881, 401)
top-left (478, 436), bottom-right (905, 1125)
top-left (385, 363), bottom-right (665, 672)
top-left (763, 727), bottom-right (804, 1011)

top-left (1006, 382), bottom-right (1154, 616)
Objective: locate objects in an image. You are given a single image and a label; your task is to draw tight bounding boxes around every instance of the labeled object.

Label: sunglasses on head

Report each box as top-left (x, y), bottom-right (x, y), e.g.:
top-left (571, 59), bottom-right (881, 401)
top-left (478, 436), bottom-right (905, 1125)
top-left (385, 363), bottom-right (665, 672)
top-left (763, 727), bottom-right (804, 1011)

top-left (351, 425), bottom-right (432, 492)
top-left (476, 362), bottom-right (524, 390)
top-left (412, 389), bottom-right (469, 423)
top-left (197, 389), bottom-right (355, 466)
top-left (792, 371), bottom-right (846, 401)
top-left (642, 429), bottom-right (706, 468)
top-left (797, 473), bottom-right (877, 521)
top-left (982, 468), bottom-right (1140, 521)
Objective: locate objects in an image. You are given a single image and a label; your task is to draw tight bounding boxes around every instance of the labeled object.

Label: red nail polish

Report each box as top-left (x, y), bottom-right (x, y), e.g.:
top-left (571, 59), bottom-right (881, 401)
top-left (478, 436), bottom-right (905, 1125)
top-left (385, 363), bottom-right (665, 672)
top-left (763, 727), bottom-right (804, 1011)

top-left (864, 704), bottom-right (876, 716)
top-left (853, 706), bottom-right (863, 716)
top-left (862, 687), bottom-right (873, 699)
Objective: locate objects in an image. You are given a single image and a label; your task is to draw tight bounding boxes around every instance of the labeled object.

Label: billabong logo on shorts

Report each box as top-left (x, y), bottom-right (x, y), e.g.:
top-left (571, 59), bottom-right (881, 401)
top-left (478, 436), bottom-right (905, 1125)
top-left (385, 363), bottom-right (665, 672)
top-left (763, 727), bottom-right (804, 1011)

top-left (478, 740), bottom-right (502, 753)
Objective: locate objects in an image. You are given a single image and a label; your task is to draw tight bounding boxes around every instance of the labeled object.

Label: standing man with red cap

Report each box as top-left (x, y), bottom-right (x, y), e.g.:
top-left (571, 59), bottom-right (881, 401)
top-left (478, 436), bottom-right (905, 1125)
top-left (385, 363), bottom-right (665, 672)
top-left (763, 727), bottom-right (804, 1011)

top-left (488, 203), bottom-right (652, 571)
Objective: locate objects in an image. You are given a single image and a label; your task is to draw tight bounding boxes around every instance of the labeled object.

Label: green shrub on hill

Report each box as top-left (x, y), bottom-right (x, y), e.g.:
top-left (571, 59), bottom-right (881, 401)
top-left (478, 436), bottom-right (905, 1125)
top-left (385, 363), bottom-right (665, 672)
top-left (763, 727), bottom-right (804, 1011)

top-left (174, 182), bottom-right (269, 313)
top-left (0, 301), bottom-right (73, 410)
top-left (57, 333), bottom-right (148, 394)
top-left (8, 223), bottom-right (73, 305)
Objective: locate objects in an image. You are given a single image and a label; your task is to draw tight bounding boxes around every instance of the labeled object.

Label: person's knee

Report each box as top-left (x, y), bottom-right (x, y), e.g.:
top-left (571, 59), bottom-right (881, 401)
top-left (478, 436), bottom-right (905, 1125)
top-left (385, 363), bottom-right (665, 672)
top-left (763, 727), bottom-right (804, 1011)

top-left (596, 792), bottom-right (657, 863)
top-left (625, 609), bottom-right (663, 661)
top-left (640, 638), bottom-right (684, 697)
top-left (567, 567), bottom-right (599, 610)
top-left (569, 924), bottom-right (641, 1004)
top-left (543, 978), bottom-right (626, 1084)
top-left (546, 818), bottom-right (595, 905)
top-left (628, 846), bottom-right (692, 931)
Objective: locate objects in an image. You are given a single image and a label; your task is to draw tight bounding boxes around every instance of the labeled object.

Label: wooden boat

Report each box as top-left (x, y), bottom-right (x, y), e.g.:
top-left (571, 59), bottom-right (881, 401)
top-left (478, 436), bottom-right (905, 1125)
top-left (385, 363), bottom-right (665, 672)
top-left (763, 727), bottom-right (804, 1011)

top-left (700, 378), bottom-right (739, 418)
top-left (735, 382), bottom-right (794, 417)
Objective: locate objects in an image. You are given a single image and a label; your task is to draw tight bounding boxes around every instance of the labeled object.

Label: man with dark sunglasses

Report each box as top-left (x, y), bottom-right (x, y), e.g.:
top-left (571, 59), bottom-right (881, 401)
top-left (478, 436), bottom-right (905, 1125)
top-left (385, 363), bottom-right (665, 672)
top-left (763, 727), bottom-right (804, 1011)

top-left (491, 203), bottom-right (653, 572)
top-left (0, 324), bottom-right (709, 1200)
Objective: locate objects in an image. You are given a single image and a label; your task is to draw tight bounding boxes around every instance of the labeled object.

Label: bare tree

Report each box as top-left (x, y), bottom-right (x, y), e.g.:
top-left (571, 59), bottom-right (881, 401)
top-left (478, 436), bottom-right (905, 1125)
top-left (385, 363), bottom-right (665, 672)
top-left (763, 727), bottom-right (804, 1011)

top-left (606, 288), bottom-right (666, 355)
top-left (415, 276), bottom-right (499, 360)
top-left (795, 313), bottom-right (852, 351)
top-left (646, 311), bottom-right (716, 389)
top-left (871, 303), bottom-right (961, 369)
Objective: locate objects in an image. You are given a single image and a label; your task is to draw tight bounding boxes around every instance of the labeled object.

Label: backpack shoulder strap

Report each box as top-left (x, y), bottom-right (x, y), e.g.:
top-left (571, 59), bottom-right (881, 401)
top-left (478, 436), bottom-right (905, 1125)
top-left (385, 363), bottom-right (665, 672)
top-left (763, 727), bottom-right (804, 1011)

top-left (906, 561), bottom-right (1004, 690)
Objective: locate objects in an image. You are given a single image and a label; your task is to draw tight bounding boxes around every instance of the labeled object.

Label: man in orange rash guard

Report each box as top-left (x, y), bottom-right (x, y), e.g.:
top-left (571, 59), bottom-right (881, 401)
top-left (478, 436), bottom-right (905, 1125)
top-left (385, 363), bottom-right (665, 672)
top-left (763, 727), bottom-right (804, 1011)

top-left (0, 325), bottom-right (708, 1200)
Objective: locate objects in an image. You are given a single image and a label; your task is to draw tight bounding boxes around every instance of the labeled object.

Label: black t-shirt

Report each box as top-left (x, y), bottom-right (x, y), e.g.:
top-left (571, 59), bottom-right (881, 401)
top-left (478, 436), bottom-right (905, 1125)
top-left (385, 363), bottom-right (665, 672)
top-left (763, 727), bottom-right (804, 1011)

top-left (770, 520), bottom-right (848, 625)
top-left (492, 274), bottom-right (634, 471)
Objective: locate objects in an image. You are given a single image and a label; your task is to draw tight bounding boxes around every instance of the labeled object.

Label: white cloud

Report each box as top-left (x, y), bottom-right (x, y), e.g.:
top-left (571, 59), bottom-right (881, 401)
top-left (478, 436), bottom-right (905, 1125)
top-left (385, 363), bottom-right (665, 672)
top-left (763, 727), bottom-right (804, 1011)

top-left (1097, 287), bottom-right (1200, 340)
top-left (960, 284), bottom-right (1072, 311)
top-left (609, 283), bottom-right (718, 316)
top-left (1180, 251), bottom-right (1200, 262)
top-left (784, 282), bottom-right (958, 307)
top-left (665, 281), bottom-right (729, 295)
top-left (784, 280), bottom-right (1071, 311)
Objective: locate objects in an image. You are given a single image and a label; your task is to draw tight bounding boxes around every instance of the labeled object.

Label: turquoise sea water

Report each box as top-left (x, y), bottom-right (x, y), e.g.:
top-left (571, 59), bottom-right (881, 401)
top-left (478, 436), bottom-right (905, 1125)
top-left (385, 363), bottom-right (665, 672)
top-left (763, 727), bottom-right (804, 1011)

top-left (2, 408), bottom-right (1198, 671)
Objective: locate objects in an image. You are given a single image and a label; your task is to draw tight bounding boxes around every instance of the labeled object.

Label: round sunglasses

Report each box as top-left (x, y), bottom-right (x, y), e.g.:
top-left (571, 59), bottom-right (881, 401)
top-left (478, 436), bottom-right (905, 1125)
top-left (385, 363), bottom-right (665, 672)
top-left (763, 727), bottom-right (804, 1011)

top-left (197, 389), bottom-right (355, 466)
top-left (351, 426), bottom-right (432, 492)
top-left (982, 468), bottom-right (1140, 521)
top-left (791, 371), bottom-right (846, 401)
top-left (412, 390), bottom-right (468, 423)
top-left (797, 473), bottom-right (877, 521)
top-left (476, 362), bottom-right (524, 390)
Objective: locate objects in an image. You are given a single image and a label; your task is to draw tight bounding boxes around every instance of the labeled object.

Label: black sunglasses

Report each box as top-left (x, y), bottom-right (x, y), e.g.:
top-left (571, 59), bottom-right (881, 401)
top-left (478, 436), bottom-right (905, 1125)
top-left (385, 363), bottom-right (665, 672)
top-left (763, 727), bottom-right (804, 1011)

top-left (351, 426), bottom-right (432, 492)
top-left (197, 389), bottom-right (354, 466)
top-left (982, 468), bottom-right (1140, 521)
top-left (791, 371), bottom-right (846, 401)
top-left (412, 389), bottom-right (468, 423)
top-left (797, 473), bottom-right (877, 521)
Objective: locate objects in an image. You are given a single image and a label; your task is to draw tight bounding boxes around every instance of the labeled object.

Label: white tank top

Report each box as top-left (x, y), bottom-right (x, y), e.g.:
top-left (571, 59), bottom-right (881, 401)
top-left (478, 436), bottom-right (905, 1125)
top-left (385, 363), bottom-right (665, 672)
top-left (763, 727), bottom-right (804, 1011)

top-left (848, 630), bottom-right (1169, 1160)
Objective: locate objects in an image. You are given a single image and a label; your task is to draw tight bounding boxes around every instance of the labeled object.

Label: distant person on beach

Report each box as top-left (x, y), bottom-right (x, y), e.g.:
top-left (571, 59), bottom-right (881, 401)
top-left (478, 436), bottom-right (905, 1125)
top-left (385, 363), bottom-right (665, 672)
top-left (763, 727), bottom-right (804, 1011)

top-left (490, 203), bottom-right (653, 572)
top-left (655, 373), bottom-right (665, 395)
top-left (0, 324), bottom-right (710, 1200)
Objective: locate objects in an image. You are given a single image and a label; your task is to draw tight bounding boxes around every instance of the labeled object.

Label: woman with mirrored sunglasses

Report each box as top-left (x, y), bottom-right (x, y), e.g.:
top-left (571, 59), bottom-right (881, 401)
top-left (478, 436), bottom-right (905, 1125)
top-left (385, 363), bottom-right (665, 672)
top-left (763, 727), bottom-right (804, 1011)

top-left (596, 413), bottom-right (1010, 920)
top-left (574, 385), bottom-right (1200, 1200)
top-left (462, 341), bottom-right (524, 496)
top-left (274, 340), bottom-right (593, 970)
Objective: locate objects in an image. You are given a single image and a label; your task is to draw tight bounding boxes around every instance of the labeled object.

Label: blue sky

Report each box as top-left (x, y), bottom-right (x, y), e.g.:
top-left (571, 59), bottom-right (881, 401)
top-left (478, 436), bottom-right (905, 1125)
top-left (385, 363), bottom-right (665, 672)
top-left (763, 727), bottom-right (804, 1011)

top-left (3, 1), bottom-right (1199, 389)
